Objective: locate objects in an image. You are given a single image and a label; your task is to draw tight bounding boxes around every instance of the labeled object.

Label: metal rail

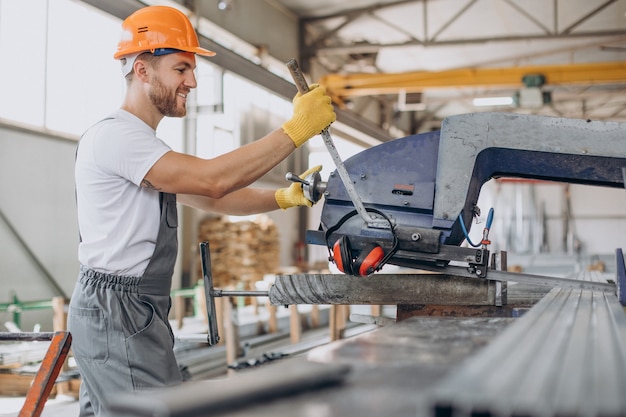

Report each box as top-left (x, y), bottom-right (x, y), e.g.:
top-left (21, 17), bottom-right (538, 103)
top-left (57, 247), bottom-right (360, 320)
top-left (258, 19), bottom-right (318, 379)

top-left (269, 273), bottom-right (499, 306)
top-left (413, 263), bottom-right (617, 293)
top-left (429, 271), bottom-right (626, 417)
top-left (268, 267), bottom-right (617, 306)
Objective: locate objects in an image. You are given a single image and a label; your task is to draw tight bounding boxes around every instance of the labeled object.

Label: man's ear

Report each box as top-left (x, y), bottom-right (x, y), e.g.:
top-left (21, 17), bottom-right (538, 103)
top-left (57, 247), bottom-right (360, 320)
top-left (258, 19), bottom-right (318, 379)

top-left (134, 59), bottom-right (149, 81)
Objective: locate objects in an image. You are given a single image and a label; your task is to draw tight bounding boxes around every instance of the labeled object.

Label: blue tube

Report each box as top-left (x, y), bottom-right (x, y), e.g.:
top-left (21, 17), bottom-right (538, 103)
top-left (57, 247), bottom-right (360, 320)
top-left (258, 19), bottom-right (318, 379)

top-left (459, 207), bottom-right (495, 248)
top-left (486, 207), bottom-right (494, 229)
top-left (459, 212), bottom-right (480, 247)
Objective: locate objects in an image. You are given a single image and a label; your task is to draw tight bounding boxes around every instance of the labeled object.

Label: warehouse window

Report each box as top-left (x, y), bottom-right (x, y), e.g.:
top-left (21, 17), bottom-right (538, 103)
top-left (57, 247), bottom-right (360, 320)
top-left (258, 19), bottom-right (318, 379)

top-left (0, 0), bottom-right (189, 150)
top-left (0, 0), bottom-right (47, 126)
top-left (44, 0), bottom-right (123, 135)
top-left (0, 0), bottom-right (293, 157)
top-left (0, 0), bottom-right (123, 135)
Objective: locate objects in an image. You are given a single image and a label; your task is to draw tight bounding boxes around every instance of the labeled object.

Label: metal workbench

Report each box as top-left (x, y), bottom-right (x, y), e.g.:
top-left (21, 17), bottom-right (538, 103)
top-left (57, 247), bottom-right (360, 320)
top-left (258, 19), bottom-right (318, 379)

top-left (107, 271), bottom-right (626, 417)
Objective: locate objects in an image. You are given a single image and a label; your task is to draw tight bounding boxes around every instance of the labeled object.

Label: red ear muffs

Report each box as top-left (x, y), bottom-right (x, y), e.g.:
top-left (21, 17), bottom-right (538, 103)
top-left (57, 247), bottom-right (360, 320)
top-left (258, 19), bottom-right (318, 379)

top-left (332, 237), bottom-right (384, 277)
top-left (332, 235), bottom-right (354, 275)
top-left (353, 243), bottom-right (385, 276)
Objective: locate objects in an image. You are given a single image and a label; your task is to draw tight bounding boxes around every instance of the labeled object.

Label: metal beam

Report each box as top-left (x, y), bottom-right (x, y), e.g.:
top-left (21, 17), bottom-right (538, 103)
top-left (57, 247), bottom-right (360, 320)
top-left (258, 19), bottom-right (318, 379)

top-left (269, 273), bottom-right (498, 306)
top-left (430, 271), bottom-right (626, 417)
top-left (303, 0), bottom-right (626, 57)
top-left (320, 61), bottom-right (626, 99)
top-left (108, 357), bottom-right (351, 416)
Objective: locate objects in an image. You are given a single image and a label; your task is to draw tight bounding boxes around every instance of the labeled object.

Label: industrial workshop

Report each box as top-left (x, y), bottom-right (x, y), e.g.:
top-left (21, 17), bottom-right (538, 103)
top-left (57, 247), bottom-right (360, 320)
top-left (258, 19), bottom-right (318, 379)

top-left (1, 0), bottom-right (626, 416)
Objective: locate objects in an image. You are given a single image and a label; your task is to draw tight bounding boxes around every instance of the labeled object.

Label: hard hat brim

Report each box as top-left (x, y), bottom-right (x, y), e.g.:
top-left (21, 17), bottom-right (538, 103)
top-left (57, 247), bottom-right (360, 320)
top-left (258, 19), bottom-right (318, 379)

top-left (185, 46), bottom-right (217, 57)
top-left (114, 46), bottom-right (216, 60)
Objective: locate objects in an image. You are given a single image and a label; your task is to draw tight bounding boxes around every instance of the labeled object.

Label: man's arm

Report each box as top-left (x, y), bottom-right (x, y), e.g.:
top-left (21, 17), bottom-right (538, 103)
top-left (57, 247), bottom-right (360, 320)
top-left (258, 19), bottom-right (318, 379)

top-left (143, 85), bottom-right (335, 198)
top-left (178, 165), bottom-right (323, 215)
top-left (143, 127), bottom-right (294, 197)
top-left (177, 188), bottom-right (280, 215)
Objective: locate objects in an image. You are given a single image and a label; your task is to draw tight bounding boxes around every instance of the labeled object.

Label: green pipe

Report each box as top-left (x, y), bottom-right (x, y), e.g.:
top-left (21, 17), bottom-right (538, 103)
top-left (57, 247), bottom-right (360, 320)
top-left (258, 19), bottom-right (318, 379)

top-left (0, 294), bottom-right (54, 328)
top-left (2, 285), bottom-right (205, 328)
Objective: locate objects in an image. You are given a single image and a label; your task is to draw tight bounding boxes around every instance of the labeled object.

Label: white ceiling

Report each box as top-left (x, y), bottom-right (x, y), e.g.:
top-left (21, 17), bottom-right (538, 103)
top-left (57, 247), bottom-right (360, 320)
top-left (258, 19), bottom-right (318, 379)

top-left (271, 0), bottom-right (626, 131)
top-left (86, 0), bottom-right (626, 137)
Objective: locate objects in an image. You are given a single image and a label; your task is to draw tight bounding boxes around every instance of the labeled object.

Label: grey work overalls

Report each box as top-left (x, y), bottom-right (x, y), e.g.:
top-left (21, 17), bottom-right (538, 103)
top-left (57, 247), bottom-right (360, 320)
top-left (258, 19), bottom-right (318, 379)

top-left (68, 191), bottom-right (182, 417)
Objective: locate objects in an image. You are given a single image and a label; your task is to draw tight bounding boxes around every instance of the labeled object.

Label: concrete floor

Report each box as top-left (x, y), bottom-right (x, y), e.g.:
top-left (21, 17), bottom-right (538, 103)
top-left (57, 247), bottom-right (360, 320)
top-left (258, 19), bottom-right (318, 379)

top-left (0, 395), bottom-right (79, 416)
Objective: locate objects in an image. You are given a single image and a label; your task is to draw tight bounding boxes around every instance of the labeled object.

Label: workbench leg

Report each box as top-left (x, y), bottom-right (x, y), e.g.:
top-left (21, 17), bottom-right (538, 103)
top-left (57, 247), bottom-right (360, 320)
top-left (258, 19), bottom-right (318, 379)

top-left (51, 298), bottom-right (71, 398)
top-left (196, 284), bottom-right (208, 325)
top-left (329, 305), bottom-right (348, 341)
top-left (266, 298), bottom-right (278, 333)
top-left (289, 305), bottom-right (302, 344)
top-left (224, 297), bottom-right (239, 364)
top-left (310, 305), bottom-right (320, 328)
top-left (215, 297), bottom-right (225, 345)
top-left (329, 305), bottom-right (339, 341)
top-left (19, 331), bottom-right (72, 417)
top-left (174, 295), bottom-right (185, 329)
top-left (250, 297), bottom-right (266, 335)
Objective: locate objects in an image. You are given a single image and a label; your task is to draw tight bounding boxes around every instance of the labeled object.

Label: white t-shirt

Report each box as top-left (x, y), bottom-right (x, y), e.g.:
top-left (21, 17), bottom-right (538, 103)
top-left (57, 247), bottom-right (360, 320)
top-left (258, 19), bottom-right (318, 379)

top-left (75, 109), bottom-right (172, 276)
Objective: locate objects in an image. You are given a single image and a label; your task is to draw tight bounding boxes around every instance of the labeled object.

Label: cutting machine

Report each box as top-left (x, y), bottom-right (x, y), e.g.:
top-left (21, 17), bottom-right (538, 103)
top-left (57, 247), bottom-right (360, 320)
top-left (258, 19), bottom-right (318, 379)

top-left (200, 111), bottom-right (626, 346)
top-left (108, 67), bottom-right (626, 417)
top-left (113, 110), bottom-right (626, 414)
top-left (306, 112), bottom-right (626, 282)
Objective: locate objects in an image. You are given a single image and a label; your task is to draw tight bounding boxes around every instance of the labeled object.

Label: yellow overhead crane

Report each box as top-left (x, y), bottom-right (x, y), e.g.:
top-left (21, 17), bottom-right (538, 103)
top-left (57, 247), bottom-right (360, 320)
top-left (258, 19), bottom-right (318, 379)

top-left (319, 61), bottom-right (626, 106)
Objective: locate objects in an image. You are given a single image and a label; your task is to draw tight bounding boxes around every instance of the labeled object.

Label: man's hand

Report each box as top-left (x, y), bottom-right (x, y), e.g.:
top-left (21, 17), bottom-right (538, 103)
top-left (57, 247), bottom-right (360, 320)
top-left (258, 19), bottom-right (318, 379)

top-left (282, 85), bottom-right (336, 147)
top-left (275, 165), bottom-right (323, 209)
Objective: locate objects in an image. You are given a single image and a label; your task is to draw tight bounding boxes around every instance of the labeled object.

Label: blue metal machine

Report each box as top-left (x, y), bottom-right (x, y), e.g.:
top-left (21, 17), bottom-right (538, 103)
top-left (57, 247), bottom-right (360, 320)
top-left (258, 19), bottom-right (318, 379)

top-left (305, 112), bottom-right (626, 301)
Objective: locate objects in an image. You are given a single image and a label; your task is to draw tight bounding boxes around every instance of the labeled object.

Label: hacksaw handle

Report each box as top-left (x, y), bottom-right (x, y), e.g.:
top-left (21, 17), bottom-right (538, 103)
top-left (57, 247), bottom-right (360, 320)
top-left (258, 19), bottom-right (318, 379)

top-left (285, 59), bottom-right (381, 228)
top-left (286, 59), bottom-right (310, 95)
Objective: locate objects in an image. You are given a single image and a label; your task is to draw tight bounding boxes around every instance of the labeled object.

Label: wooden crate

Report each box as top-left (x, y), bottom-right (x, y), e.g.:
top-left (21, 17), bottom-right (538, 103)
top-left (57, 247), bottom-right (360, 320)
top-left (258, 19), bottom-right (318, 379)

top-left (0, 372), bottom-right (80, 398)
top-left (196, 215), bottom-right (281, 289)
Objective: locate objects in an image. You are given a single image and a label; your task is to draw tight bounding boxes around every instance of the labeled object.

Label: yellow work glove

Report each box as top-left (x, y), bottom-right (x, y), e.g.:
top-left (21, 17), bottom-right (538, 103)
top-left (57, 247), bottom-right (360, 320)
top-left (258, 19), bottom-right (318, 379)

top-left (275, 165), bottom-right (323, 209)
top-left (282, 84), bottom-right (336, 147)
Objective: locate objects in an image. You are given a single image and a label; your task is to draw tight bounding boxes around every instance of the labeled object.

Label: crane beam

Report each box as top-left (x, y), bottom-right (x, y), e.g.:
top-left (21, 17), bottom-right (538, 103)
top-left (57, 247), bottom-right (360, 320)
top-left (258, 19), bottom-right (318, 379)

top-left (320, 61), bottom-right (626, 100)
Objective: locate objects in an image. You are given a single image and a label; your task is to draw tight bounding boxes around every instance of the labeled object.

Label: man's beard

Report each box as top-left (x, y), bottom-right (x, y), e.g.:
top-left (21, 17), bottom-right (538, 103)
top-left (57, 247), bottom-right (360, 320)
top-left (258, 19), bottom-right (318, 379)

top-left (149, 76), bottom-right (186, 118)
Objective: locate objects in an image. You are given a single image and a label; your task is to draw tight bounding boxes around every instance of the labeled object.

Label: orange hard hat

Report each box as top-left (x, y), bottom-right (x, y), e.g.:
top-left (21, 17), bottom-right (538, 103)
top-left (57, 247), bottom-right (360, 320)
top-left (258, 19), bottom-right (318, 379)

top-left (114, 5), bottom-right (215, 59)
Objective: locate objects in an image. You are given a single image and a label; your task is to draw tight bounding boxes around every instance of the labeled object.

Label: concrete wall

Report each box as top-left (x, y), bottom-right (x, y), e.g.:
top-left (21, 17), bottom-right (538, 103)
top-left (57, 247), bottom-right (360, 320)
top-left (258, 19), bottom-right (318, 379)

top-left (0, 123), bottom-right (79, 331)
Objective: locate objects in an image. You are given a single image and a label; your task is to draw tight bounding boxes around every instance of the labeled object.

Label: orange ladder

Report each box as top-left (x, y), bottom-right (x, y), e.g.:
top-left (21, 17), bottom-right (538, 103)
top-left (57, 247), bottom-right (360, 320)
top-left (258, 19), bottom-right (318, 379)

top-left (0, 331), bottom-right (72, 417)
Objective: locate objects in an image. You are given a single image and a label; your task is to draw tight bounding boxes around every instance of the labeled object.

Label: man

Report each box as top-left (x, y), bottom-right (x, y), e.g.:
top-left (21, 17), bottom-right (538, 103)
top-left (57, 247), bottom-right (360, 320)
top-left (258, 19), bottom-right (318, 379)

top-left (68, 5), bottom-right (336, 416)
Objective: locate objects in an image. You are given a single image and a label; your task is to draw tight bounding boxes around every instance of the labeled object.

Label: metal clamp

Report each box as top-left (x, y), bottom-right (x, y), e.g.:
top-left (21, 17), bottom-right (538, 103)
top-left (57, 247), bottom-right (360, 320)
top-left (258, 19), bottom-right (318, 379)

top-left (200, 242), bottom-right (269, 346)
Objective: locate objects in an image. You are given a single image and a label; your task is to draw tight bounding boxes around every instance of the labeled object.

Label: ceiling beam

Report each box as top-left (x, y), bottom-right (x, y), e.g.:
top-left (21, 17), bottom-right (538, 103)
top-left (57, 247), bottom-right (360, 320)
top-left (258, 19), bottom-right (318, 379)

top-left (311, 30), bottom-right (626, 57)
